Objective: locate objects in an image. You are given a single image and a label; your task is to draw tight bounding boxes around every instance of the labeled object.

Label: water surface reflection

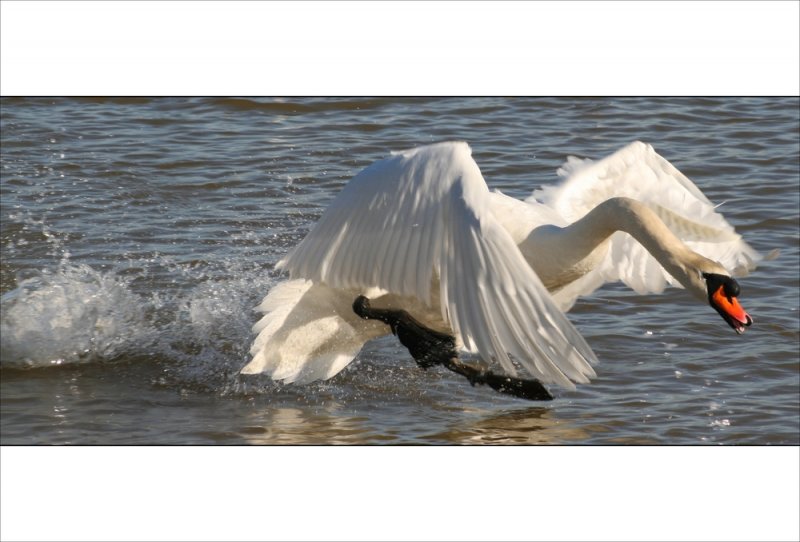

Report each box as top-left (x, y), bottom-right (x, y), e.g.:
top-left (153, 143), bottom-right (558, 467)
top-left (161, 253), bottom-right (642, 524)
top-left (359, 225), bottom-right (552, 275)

top-left (231, 404), bottom-right (590, 445)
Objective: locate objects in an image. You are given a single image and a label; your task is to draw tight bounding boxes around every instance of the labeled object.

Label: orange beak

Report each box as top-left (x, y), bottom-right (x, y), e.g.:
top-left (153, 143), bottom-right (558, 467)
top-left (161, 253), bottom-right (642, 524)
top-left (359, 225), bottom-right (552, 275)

top-left (711, 285), bottom-right (752, 334)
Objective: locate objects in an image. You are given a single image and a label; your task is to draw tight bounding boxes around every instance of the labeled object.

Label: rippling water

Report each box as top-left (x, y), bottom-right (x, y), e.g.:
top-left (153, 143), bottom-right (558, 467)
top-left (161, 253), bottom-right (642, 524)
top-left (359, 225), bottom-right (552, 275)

top-left (1, 97), bottom-right (798, 444)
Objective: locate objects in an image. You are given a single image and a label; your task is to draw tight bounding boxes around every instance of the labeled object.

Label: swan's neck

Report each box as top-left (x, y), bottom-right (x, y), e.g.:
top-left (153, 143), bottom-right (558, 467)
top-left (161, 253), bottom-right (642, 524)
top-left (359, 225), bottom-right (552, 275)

top-left (520, 197), bottom-right (716, 298)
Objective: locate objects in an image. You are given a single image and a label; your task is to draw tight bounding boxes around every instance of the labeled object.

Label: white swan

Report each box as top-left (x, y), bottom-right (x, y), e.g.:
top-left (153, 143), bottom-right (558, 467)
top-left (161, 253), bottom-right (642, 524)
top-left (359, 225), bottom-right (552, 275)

top-left (242, 141), bottom-right (759, 392)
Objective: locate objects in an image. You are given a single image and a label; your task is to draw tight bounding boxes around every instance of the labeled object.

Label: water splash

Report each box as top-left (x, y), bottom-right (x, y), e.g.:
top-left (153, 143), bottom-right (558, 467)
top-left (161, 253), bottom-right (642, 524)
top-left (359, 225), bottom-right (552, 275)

top-left (164, 265), bottom-right (277, 393)
top-left (0, 264), bottom-right (154, 367)
top-left (0, 256), bottom-right (276, 385)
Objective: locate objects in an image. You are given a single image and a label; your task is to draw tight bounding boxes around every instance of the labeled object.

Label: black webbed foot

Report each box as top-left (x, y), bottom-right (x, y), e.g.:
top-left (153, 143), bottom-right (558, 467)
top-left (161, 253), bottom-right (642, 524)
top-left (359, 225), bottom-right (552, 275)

top-left (441, 357), bottom-right (554, 401)
top-left (353, 295), bottom-right (553, 401)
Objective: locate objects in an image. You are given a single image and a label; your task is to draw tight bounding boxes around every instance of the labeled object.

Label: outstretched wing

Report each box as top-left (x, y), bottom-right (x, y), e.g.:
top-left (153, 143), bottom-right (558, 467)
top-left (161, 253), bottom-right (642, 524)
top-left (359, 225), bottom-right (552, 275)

top-left (278, 141), bottom-right (597, 389)
top-left (530, 141), bottom-right (761, 310)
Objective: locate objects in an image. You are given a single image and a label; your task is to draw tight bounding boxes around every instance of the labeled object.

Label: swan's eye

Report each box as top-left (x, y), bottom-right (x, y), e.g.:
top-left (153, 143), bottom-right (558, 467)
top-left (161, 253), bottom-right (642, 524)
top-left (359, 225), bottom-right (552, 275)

top-left (723, 279), bottom-right (740, 298)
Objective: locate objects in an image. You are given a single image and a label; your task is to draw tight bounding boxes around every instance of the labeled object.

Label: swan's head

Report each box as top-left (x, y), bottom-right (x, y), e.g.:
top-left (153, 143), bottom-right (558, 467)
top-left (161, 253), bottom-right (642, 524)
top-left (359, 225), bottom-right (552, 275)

top-left (702, 272), bottom-right (752, 334)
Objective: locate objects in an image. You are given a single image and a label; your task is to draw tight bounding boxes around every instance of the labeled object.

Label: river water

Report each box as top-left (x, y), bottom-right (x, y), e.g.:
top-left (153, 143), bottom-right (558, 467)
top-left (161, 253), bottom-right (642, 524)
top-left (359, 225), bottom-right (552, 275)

top-left (1, 97), bottom-right (798, 444)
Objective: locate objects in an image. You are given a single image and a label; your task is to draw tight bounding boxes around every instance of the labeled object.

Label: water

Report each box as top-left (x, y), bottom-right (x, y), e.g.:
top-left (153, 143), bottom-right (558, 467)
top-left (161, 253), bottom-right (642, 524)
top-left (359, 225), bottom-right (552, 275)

top-left (1, 97), bottom-right (798, 445)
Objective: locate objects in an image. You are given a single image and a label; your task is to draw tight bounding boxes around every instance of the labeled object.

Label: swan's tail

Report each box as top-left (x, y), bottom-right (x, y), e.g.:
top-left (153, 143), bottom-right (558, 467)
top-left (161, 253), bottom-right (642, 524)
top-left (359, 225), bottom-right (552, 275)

top-left (241, 279), bottom-right (385, 384)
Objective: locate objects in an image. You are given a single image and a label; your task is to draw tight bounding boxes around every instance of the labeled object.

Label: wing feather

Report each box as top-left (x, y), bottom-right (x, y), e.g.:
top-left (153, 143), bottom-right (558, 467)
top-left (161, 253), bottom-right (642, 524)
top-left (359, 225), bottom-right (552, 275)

top-left (278, 142), bottom-right (597, 387)
top-left (533, 141), bottom-right (761, 309)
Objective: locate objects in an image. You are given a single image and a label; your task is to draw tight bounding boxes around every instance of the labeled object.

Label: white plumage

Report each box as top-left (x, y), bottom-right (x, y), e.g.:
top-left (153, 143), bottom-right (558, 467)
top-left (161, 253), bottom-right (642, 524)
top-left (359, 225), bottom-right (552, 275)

top-left (243, 141), bottom-right (759, 390)
top-left (529, 141), bottom-right (759, 310)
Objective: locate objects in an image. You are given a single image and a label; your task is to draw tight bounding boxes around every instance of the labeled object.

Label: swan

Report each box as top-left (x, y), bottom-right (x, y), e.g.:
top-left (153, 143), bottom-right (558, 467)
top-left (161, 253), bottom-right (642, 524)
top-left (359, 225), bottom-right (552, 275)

top-left (242, 141), bottom-right (760, 398)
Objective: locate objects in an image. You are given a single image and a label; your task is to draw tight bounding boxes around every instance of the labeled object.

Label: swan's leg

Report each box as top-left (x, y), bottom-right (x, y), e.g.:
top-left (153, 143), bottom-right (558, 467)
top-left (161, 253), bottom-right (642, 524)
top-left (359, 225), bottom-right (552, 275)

top-left (352, 296), bottom-right (456, 368)
top-left (352, 296), bottom-right (553, 401)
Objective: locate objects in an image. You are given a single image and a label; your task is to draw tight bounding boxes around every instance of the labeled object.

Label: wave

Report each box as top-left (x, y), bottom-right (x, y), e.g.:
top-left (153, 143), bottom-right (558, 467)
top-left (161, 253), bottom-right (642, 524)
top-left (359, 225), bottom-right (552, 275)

top-left (205, 97), bottom-right (396, 114)
top-left (0, 262), bottom-right (275, 386)
top-left (0, 264), bottom-right (154, 367)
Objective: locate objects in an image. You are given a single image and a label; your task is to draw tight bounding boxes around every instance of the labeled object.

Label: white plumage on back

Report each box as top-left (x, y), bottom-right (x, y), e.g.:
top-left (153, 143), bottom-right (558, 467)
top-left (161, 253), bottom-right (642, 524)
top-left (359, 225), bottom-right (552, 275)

top-left (277, 142), bottom-right (598, 388)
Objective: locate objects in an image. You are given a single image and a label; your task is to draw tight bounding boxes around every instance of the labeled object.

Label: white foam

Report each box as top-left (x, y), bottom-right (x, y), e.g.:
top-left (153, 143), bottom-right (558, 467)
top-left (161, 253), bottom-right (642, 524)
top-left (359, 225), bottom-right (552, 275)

top-left (0, 257), bottom-right (279, 395)
top-left (0, 264), bottom-right (152, 367)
